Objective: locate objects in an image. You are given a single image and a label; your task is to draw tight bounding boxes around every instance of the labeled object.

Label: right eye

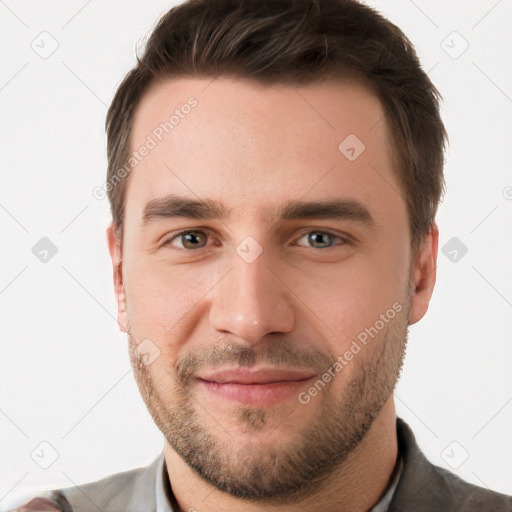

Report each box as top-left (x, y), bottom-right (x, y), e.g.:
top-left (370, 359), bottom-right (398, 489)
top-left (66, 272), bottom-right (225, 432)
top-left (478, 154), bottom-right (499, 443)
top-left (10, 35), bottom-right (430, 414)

top-left (164, 230), bottom-right (209, 250)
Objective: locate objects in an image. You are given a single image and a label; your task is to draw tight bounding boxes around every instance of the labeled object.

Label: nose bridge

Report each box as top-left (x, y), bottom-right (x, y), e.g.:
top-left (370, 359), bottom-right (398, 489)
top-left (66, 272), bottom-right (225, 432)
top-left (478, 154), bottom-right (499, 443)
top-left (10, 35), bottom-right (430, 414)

top-left (209, 246), bottom-right (295, 343)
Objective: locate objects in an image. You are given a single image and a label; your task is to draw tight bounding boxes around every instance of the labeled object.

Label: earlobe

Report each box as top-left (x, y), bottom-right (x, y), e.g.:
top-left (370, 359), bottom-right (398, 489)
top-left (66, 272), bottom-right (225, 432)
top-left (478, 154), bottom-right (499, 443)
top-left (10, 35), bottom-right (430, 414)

top-left (408, 223), bottom-right (439, 325)
top-left (106, 224), bottom-right (128, 333)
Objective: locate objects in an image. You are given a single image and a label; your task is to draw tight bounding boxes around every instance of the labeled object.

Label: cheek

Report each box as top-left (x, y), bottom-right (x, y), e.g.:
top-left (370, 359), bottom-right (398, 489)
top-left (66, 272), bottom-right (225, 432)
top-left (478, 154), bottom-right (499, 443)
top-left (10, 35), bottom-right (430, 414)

top-left (299, 242), bottom-right (410, 345)
top-left (122, 254), bottom-right (224, 340)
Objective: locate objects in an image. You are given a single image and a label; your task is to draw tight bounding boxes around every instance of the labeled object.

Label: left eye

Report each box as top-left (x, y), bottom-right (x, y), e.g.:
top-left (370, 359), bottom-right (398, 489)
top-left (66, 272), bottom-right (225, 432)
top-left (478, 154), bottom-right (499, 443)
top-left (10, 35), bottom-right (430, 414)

top-left (296, 231), bottom-right (346, 249)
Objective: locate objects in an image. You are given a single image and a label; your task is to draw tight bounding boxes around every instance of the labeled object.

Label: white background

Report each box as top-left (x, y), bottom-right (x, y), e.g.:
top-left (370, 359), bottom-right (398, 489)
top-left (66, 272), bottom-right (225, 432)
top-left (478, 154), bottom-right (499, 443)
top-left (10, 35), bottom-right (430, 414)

top-left (1, 0), bottom-right (511, 509)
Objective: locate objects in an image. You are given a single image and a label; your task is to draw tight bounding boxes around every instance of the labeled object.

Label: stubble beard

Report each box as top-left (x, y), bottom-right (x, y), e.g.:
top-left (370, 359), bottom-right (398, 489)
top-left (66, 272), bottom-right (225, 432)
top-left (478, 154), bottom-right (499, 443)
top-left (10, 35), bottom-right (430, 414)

top-left (127, 306), bottom-right (408, 503)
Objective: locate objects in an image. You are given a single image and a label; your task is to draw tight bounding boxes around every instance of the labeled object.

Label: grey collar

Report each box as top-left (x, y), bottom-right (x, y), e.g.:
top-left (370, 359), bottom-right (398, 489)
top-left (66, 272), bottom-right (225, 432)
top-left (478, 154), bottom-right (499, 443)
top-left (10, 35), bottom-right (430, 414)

top-left (155, 447), bottom-right (403, 512)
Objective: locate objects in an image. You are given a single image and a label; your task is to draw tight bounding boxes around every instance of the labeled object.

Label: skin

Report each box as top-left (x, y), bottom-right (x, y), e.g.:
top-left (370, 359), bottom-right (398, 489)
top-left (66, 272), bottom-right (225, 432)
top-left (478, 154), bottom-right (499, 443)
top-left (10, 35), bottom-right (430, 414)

top-left (107, 76), bottom-right (438, 512)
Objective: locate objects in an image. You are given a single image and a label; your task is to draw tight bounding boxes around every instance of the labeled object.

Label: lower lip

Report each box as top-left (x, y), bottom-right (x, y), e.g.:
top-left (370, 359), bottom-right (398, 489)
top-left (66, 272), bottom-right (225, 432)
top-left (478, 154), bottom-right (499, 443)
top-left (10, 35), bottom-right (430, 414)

top-left (197, 378), bottom-right (313, 406)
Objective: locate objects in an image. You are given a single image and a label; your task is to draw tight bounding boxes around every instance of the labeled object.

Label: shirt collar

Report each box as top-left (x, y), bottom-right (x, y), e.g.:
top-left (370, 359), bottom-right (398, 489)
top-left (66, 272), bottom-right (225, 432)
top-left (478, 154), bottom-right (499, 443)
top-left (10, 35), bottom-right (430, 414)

top-left (369, 454), bottom-right (403, 512)
top-left (155, 453), bottom-right (174, 512)
top-left (155, 451), bottom-right (403, 512)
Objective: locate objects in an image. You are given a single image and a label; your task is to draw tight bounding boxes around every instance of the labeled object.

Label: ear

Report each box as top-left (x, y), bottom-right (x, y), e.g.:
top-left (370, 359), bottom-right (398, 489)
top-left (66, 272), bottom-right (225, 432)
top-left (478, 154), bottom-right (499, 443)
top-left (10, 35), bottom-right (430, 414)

top-left (408, 223), bottom-right (439, 325)
top-left (107, 224), bottom-right (127, 333)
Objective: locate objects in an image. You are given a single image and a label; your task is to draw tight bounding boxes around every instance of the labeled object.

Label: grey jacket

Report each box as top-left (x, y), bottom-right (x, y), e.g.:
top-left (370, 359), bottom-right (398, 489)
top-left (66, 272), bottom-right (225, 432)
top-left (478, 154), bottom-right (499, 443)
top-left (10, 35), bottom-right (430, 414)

top-left (12, 419), bottom-right (512, 511)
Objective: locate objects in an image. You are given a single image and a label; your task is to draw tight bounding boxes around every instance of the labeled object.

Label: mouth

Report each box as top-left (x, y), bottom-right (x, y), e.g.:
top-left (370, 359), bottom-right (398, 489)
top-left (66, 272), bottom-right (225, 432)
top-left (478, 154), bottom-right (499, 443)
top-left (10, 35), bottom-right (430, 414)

top-left (195, 367), bottom-right (316, 406)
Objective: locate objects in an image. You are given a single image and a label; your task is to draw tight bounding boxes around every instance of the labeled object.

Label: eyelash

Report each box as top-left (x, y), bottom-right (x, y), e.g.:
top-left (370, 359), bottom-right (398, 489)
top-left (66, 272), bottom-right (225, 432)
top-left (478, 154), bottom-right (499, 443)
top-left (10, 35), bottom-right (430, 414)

top-left (161, 228), bottom-right (352, 250)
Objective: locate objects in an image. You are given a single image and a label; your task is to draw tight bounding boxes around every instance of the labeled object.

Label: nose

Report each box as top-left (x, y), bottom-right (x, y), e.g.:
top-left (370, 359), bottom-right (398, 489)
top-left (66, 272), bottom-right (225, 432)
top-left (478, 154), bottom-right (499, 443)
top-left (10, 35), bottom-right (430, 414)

top-left (209, 250), bottom-right (295, 344)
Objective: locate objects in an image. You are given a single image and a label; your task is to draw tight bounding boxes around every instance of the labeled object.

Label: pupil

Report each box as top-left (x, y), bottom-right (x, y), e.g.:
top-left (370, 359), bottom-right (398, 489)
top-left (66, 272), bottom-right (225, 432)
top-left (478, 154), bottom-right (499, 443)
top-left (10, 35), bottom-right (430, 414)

top-left (183, 232), bottom-right (204, 248)
top-left (310, 232), bottom-right (330, 247)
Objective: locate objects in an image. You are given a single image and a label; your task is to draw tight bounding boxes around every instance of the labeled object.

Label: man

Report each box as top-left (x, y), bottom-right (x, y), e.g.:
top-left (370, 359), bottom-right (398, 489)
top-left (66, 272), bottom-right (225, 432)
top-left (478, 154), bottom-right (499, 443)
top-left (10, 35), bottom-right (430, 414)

top-left (13, 0), bottom-right (511, 511)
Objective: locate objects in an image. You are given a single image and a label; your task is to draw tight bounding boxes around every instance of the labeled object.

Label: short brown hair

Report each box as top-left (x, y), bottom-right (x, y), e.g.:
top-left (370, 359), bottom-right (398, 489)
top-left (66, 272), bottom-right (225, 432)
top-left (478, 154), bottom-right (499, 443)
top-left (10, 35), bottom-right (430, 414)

top-left (106, 0), bottom-right (447, 250)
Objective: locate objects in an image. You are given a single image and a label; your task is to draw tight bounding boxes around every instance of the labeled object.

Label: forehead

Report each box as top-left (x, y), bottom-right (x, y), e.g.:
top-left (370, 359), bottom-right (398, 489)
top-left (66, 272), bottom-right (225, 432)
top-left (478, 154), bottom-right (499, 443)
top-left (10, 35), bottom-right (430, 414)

top-left (126, 76), bottom-right (400, 224)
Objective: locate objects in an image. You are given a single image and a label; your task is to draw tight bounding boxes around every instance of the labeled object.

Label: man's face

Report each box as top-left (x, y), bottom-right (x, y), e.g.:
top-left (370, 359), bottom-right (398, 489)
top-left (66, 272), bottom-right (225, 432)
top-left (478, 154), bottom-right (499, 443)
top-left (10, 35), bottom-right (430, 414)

top-left (108, 77), bottom-right (435, 499)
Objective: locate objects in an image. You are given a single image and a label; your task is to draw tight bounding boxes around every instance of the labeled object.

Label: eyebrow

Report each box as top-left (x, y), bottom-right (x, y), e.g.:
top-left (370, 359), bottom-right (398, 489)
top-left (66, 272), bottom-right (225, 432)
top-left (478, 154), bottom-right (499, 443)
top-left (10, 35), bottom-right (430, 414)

top-left (142, 194), bottom-right (374, 226)
top-left (142, 194), bottom-right (228, 223)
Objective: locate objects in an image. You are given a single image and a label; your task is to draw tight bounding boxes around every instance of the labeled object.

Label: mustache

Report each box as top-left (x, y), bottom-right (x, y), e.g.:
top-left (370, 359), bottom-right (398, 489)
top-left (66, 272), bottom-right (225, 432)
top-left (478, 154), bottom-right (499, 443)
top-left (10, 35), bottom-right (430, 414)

top-left (176, 339), bottom-right (333, 386)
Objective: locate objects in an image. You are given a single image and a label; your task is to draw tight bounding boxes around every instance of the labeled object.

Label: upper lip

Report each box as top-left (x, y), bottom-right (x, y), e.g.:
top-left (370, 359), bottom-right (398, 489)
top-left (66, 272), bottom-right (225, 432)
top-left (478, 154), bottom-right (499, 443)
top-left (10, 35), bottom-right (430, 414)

top-left (196, 367), bottom-right (316, 384)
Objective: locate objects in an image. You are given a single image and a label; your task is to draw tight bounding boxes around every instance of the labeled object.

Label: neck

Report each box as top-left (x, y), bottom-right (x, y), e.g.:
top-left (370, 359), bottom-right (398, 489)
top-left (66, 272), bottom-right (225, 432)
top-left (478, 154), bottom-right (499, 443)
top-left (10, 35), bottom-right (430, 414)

top-left (164, 398), bottom-right (398, 512)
